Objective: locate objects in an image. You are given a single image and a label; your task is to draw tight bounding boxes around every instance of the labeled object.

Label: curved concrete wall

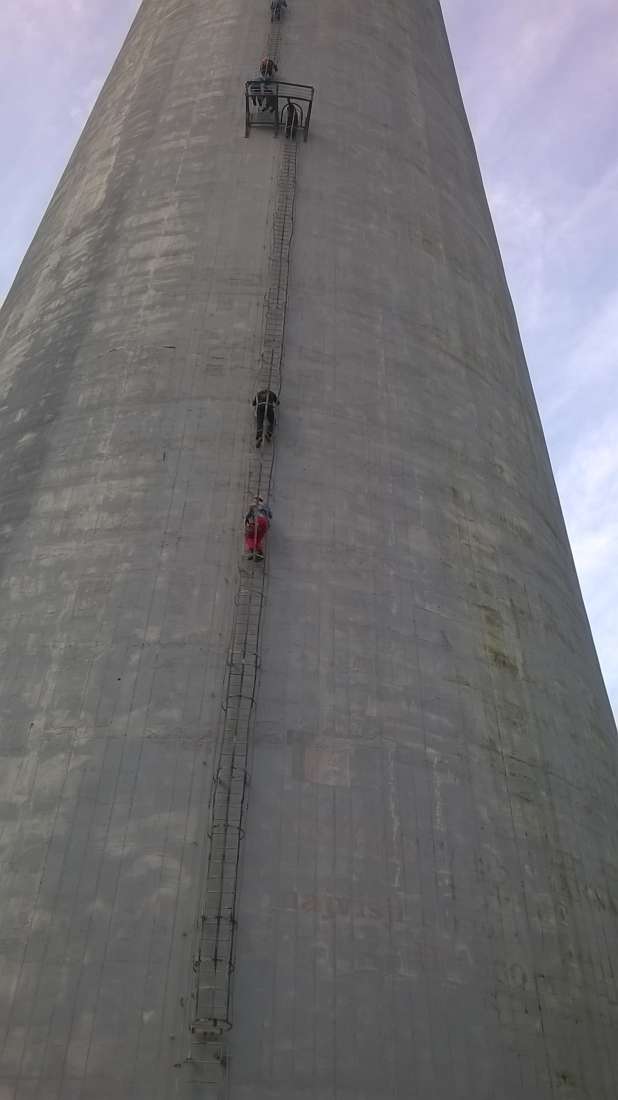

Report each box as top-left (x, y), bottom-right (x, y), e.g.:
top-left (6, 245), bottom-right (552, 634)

top-left (0, 0), bottom-right (276, 1094)
top-left (0, 0), bottom-right (616, 1097)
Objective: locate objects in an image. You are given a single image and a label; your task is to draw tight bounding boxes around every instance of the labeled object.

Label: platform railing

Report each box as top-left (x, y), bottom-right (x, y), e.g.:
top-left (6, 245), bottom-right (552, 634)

top-left (245, 80), bottom-right (315, 140)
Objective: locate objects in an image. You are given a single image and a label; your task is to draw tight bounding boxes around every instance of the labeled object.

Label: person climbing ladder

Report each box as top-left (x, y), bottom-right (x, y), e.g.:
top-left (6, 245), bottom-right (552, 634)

top-left (260, 56), bottom-right (278, 79)
top-left (244, 496), bottom-right (272, 561)
top-left (271, 0), bottom-right (288, 21)
top-left (253, 388), bottom-right (279, 447)
top-left (258, 57), bottom-right (278, 114)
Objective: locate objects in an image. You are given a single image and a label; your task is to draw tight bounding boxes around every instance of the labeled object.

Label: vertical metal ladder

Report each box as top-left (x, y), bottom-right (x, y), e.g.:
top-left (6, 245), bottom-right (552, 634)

top-left (186, 17), bottom-right (299, 1089)
top-left (258, 139), bottom-right (297, 394)
top-left (191, 575), bottom-right (263, 1039)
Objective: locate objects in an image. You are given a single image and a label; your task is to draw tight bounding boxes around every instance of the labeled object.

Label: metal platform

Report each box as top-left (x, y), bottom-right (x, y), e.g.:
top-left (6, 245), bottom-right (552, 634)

top-left (245, 80), bottom-right (315, 140)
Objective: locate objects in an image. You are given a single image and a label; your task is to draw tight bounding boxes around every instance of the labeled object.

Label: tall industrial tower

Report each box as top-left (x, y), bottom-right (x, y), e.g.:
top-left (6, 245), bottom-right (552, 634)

top-left (1, 0), bottom-right (616, 1096)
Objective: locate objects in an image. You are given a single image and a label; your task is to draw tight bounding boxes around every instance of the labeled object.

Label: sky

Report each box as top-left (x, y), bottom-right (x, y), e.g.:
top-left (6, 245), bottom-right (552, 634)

top-left (0, 1), bottom-right (616, 714)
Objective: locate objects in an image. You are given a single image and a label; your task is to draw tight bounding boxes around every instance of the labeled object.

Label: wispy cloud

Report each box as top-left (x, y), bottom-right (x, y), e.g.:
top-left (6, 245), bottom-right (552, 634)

top-left (0, 1), bottom-right (616, 714)
top-left (443, 0), bottom-right (618, 713)
top-left (559, 412), bottom-right (618, 694)
top-left (0, 0), bottom-right (140, 298)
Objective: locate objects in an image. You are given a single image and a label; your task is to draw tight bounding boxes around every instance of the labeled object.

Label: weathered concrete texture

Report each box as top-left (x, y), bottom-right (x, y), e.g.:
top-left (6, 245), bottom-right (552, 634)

top-left (231, 1), bottom-right (618, 1099)
top-left (0, 0), bottom-right (279, 1096)
top-left (0, 0), bottom-right (616, 1098)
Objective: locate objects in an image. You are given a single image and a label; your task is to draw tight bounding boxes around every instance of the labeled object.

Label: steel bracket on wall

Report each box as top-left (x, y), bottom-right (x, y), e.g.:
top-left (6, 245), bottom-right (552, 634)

top-left (244, 80), bottom-right (315, 140)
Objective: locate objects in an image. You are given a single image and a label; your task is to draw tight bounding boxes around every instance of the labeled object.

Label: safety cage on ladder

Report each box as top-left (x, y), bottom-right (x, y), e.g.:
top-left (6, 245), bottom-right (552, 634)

top-left (189, 569), bottom-right (264, 1042)
top-left (245, 80), bottom-right (315, 141)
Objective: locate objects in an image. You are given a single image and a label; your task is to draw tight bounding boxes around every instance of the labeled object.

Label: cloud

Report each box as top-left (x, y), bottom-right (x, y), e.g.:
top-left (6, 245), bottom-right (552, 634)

top-left (0, 0), bottom-right (616, 714)
top-left (550, 288), bottom-right (618, 420)
top-left (0, 1), bottom-right (140, 299)
top-left (68, 76), bottom-right (104, 123)
top-left (442, 0), bottom-right (618, 712)
top-left (485, 184), bottom-right (548, 328)
top-left (556, 414), bottom-right (618, 697)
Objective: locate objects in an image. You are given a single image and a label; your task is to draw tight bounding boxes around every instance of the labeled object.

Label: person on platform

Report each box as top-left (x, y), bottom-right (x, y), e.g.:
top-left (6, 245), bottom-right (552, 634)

top-left (251, 58), bottom-right (277, 108)
top-left (253, 388), bottom-right (279, 447)
top-left (244, 496), bottom-right (272, 561)
top-left (260, 57), bottom-right (278, 79)
top-left (259, 57), bottom-right (279, 113)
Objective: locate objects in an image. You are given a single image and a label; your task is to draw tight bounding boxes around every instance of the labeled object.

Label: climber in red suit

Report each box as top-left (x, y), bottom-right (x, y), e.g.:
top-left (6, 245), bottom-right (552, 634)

top-left (244, 496), bottom-right (272, 561)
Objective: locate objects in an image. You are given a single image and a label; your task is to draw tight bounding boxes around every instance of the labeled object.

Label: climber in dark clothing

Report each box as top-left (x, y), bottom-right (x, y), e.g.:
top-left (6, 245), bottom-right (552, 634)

top-left (253, 388), bottom-right (279, 447)
top-left (251, 59), bottom-right (278, 109)
top-left (271, 0), bottom-right (287, 21)
top-left (259, 57), bottom-right (279, 113)
top-left (260, 57), bottom-right (278, 79)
